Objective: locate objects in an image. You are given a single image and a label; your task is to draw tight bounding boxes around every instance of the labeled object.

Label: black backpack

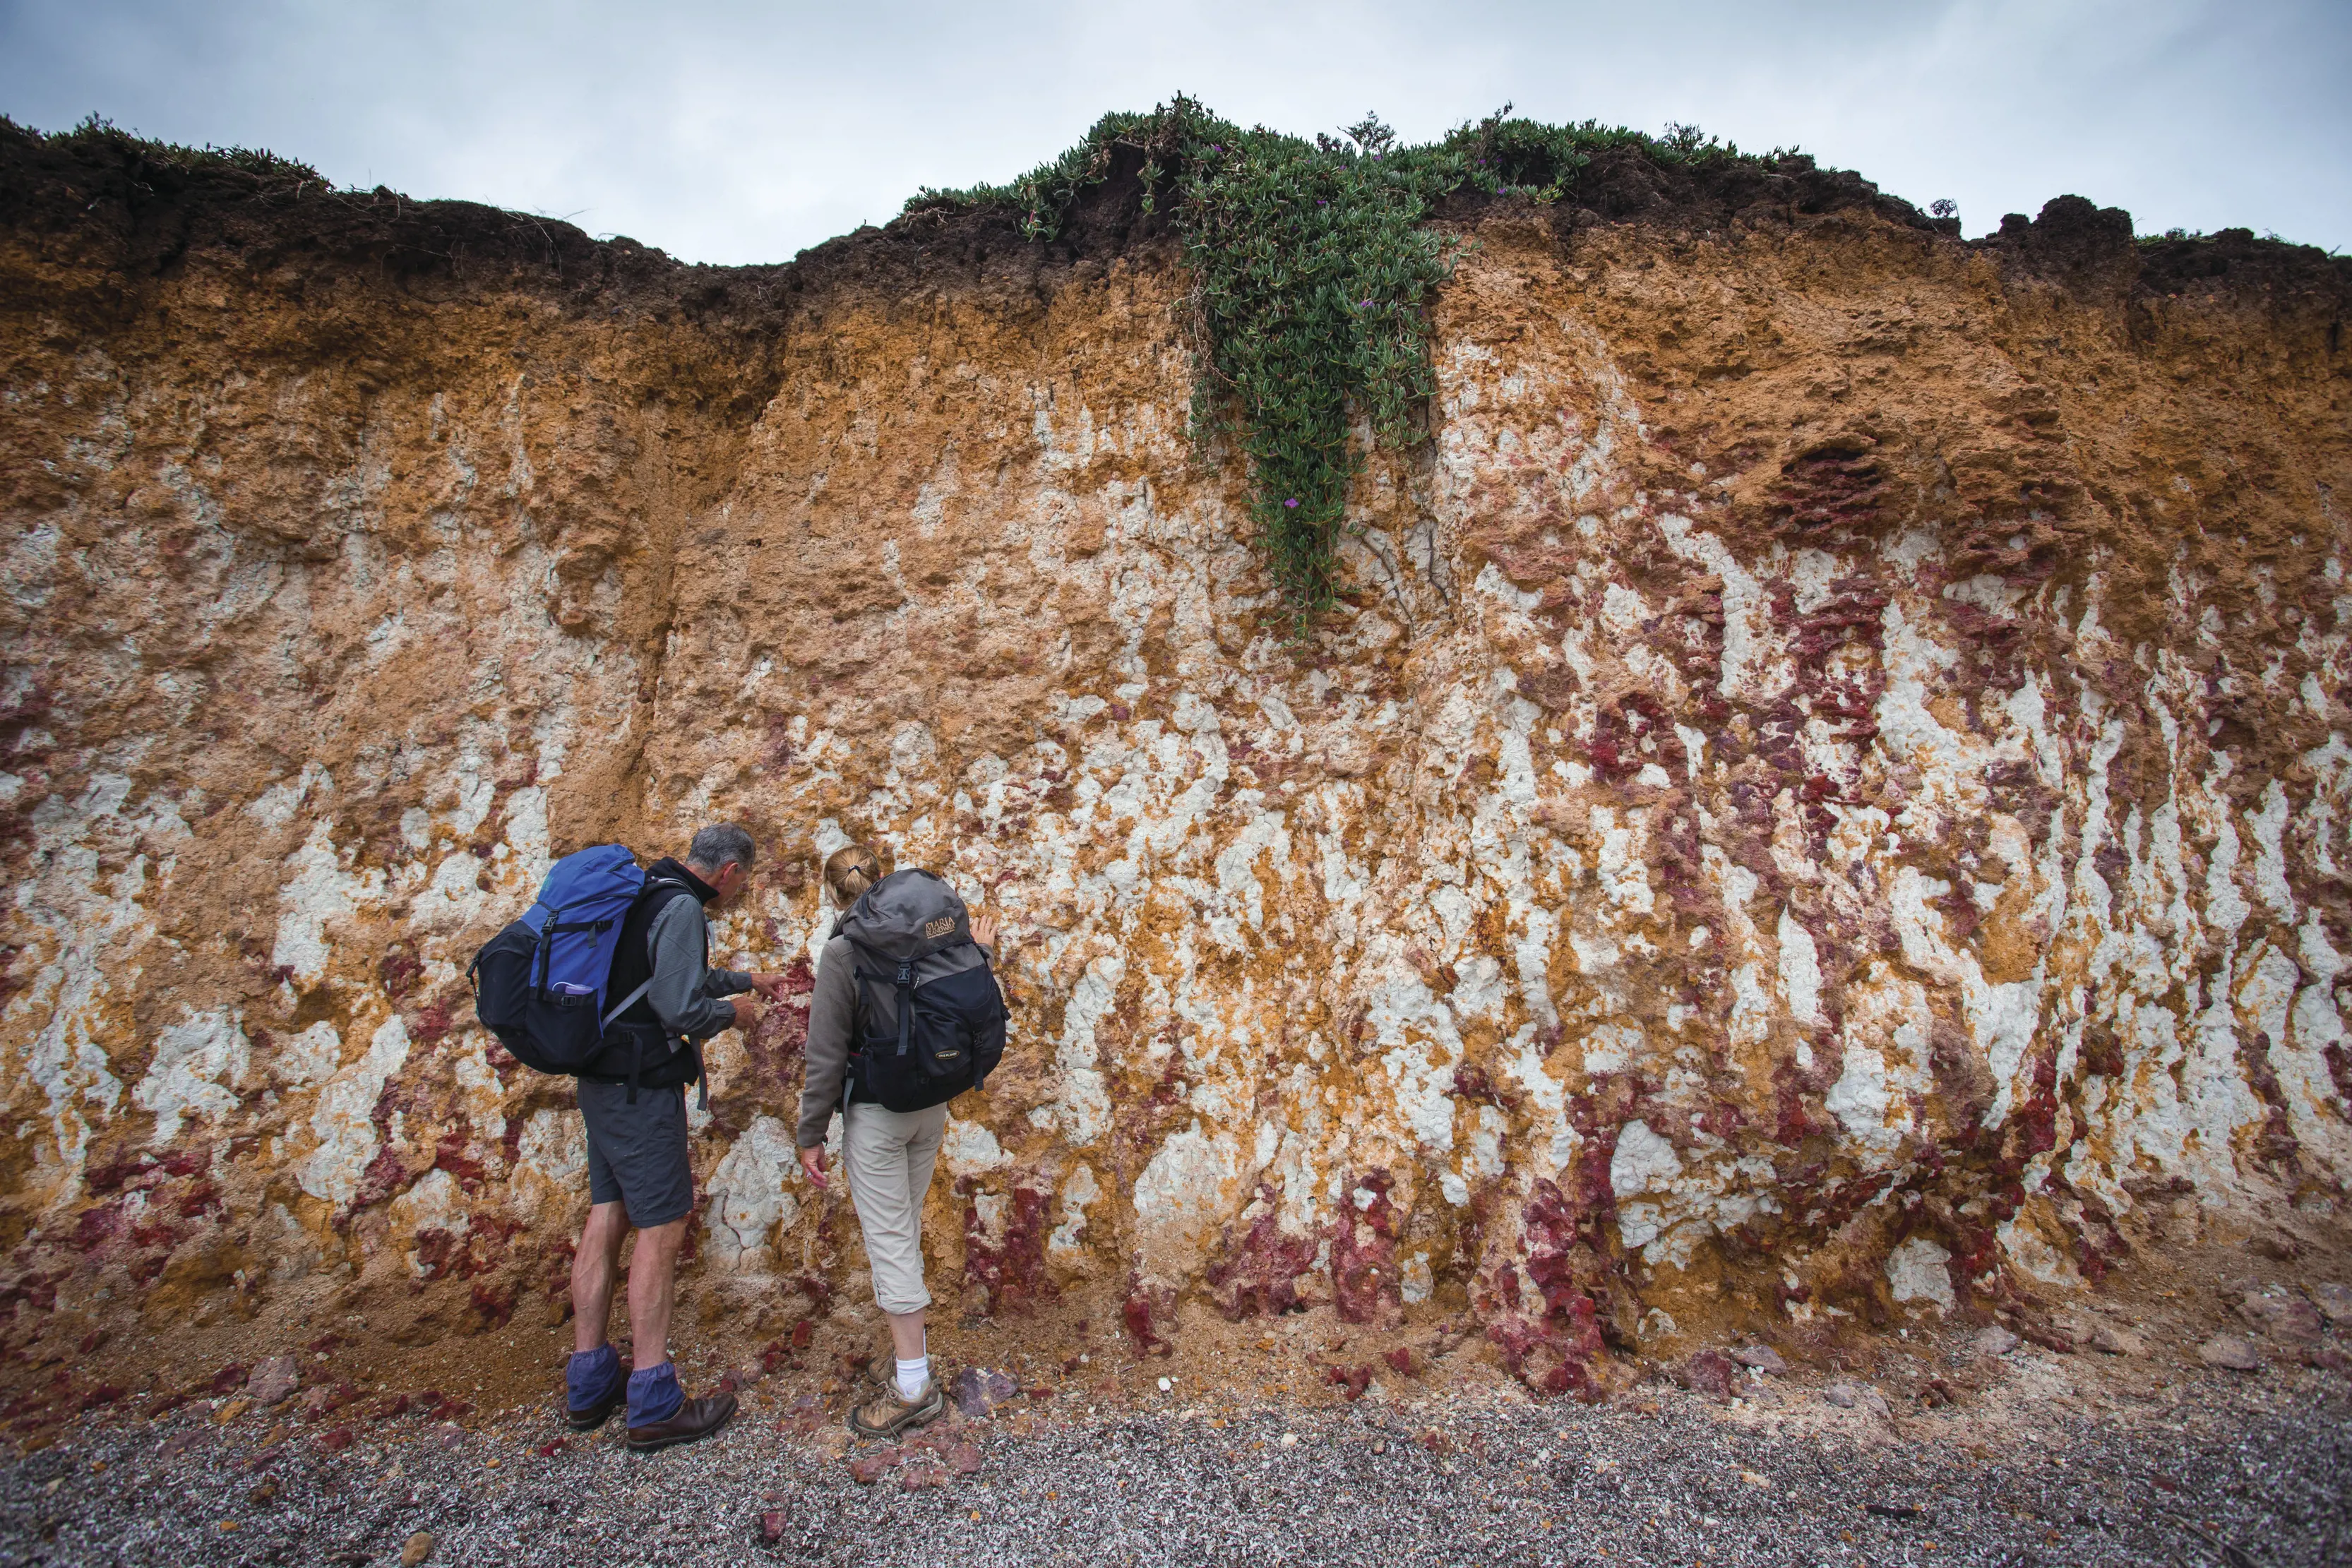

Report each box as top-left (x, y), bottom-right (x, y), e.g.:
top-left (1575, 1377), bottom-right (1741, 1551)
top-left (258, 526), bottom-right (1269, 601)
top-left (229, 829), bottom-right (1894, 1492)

top-left (839, 870), bottom-right (1007, 1113)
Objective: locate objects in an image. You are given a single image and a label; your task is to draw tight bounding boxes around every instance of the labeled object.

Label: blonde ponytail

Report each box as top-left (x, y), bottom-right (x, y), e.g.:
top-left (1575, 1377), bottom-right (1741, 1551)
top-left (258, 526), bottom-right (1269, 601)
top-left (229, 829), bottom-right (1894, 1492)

top-left (824, 844), bottom-right (882, 904)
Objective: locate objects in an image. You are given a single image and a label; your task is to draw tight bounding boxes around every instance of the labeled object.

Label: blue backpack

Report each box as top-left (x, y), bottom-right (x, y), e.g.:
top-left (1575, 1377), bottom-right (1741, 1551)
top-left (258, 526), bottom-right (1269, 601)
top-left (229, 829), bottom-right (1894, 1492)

top-left (468, 845), bottom-right (660, 1075)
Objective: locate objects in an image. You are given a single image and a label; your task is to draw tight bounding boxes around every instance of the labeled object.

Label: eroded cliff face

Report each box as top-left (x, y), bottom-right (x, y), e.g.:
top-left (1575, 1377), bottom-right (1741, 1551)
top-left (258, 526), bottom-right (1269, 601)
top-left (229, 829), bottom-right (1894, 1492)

top-left (3, 136), bottom-right (2348, 1402)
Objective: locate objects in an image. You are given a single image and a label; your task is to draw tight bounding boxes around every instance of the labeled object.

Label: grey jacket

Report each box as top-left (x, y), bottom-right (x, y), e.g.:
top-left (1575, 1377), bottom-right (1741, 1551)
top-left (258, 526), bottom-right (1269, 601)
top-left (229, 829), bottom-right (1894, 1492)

top-left (796, 928), bottom-right (992, 1147)
top-left (644, 894), bottom-right (753, 1039)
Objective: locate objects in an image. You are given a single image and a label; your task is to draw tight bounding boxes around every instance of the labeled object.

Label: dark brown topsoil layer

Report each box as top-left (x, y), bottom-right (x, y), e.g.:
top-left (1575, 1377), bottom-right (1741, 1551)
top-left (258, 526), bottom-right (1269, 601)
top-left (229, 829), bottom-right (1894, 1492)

top-left (6, 119), bottom-right (2347, 331)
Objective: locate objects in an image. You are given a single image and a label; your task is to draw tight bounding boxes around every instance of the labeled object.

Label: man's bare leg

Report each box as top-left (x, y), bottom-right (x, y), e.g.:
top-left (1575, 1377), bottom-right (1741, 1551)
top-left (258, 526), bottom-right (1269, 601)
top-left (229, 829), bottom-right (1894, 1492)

top-left (624, 1216), bottom-right (689, 1369)
top-left (570, 1202), bottom-right (631, 1353)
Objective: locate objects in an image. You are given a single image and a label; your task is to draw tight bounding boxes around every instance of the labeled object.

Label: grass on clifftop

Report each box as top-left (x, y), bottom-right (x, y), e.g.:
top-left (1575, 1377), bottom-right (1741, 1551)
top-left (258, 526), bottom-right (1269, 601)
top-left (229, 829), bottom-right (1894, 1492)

top-left (6, 112), bottom-right (326, 188)
top-left (913, 100), bottom-right (1788, 629)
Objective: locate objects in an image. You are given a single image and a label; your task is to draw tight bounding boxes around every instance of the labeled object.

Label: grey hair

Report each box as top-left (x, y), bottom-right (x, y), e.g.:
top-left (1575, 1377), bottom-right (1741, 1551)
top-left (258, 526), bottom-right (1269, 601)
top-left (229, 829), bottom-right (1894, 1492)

top-left (686, 822), bottom-right (757, 873)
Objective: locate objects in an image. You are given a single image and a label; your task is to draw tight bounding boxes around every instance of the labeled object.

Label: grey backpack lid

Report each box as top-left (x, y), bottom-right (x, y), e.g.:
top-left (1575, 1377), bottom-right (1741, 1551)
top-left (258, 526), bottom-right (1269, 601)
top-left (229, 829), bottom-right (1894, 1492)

top-left (837, 868), bottom-right (969, 962)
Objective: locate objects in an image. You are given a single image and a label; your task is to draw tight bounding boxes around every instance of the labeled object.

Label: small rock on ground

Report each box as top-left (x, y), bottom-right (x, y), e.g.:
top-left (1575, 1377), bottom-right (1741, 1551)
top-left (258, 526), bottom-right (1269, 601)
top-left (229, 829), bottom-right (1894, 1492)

top-left (2199, 1334), bottom-right (2264, 1371)
top-left (1973, 1325), bottom-right (2021, 1358)
top-left (2089, 1326), bottom-right (2149, 1357)
top-left (2238, 1292), bottom-right (2324, 1344)
top-left (244, 1357), bottom-right (299, 1408)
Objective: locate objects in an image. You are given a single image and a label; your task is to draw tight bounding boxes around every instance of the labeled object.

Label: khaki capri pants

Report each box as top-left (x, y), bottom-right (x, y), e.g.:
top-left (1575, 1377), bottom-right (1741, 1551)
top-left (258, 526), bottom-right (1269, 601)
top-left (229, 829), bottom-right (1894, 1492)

top-left (842, 1101), bottom-right (948, 1315)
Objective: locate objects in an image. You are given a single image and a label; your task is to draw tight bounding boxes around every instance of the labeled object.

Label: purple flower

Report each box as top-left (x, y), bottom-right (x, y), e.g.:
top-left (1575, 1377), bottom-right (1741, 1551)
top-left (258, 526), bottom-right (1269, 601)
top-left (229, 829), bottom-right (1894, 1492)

top-left (1358, 299), bottom-right (1374, 308)
top-left (1284, 498), bottom-right (1299, 508)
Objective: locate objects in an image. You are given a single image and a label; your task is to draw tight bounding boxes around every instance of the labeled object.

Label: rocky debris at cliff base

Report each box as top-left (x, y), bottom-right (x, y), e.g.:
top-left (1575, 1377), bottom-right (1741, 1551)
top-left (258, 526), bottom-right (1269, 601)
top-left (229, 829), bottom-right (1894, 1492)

top-left (1, 1371), bottom-right (2345, 1567)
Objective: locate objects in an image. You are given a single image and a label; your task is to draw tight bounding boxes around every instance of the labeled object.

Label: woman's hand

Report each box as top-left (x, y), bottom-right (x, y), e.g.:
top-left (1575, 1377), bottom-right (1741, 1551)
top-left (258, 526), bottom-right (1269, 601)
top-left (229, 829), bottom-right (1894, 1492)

top-left (971, 913), bottom-right (998, 951)
top-left (798, 1145), bottom-right (829, 1190)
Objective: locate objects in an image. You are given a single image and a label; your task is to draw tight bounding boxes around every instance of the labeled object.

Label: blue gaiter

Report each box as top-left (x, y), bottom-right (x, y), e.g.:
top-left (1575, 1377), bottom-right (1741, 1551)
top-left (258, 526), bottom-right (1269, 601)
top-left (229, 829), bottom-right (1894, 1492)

top-left (627, 1361), bottom-right (683, 1427)
top-left (566, 1343), bottom-right (620, 1413)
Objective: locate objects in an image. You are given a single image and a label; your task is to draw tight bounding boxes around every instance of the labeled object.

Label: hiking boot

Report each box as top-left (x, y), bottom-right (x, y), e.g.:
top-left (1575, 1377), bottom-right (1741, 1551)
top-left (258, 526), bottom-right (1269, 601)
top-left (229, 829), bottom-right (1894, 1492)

top-left (847, 1376), bottom-right (945, 1442)
top-left (626, 1392), bottom-right (738, 1454)
top-left (565, 1356), bottom-right (633, 1431)
top-left (855, 1330), bottom-right (900, 1388)
top-left (566, 1379), bottom-right (628, 1432)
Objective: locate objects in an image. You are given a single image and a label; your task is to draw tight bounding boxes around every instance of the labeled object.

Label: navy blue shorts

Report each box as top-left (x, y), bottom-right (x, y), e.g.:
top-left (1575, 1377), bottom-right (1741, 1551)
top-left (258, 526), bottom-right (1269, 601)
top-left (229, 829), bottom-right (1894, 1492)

top-left (578, 1080), bottom-right (691, 1228)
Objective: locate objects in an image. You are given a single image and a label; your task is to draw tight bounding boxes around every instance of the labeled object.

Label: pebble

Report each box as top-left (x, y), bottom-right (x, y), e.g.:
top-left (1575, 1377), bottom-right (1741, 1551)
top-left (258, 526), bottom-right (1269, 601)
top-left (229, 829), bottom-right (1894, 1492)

top-left (244, 1356), bottom-right (300, 1408)
top-left (1730, 1345), bottom-right (1786, 1374)
top-left (1681, 1350), bottom-right (1737, 1402)
top-left (2310, 1282), bottom-right (2352, 1324)
top-left (2089, 1326), bottom-right (2149, 1357)
top-left (897, 1462), bottom-right (948, 1491)
top-left (2199, 1335), bottom-right (2263, 1372)
top-left (399, 1531), bottom-right (434, 1566)
top-left (1823, 1382), bottom-right (1892, 1418)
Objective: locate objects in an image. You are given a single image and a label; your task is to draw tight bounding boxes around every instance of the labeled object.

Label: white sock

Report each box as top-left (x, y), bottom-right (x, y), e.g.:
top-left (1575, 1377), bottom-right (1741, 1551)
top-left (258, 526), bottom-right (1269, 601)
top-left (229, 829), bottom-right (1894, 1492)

top-left (895, 1355), bottom-right (929, 1398)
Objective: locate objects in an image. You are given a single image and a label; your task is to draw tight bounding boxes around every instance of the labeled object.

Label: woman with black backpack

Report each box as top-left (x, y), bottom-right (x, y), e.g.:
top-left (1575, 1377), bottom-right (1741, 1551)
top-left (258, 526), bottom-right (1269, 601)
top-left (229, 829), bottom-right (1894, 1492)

top-left (795, 844), bottom-right (1005, 1440)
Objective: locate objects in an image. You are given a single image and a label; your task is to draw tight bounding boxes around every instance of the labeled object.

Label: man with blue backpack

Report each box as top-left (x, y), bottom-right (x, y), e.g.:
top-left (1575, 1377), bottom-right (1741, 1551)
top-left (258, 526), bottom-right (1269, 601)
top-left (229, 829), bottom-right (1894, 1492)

top-left (472, 823), bottom-right (792, 1452)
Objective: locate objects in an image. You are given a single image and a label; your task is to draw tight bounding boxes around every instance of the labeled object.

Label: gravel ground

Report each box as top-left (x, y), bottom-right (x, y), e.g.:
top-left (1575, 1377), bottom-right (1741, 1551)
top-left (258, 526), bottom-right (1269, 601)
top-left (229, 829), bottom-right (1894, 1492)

top-left (1, 1365), bottom-right (2345, 1568)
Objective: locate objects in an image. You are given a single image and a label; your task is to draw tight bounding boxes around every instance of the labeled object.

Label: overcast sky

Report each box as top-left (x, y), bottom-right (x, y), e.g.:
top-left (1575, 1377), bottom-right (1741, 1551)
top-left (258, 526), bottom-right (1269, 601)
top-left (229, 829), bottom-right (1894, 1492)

top-left (3, 0), bottom-right (2345, 265)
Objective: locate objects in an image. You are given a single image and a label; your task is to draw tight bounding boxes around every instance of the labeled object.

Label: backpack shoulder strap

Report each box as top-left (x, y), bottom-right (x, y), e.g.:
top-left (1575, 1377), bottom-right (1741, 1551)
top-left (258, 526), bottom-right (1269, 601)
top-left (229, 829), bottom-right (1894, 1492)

top-left (600, 978), bottom-right (655, 1032)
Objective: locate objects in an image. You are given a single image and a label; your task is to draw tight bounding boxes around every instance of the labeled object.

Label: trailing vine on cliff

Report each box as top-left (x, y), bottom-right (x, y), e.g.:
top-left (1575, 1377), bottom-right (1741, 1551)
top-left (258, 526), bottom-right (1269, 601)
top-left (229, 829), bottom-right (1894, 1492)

top-left (914, 100), bottom-right (1776, 628)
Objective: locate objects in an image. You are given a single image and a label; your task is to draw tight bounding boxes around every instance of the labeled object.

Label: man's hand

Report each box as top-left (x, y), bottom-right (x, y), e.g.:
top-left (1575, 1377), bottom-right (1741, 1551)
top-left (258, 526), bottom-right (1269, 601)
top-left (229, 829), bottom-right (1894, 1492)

top-left (748, 971), bottom-right (795, 1002)
top-left (729, 995), bottom-right (761, 1031)
top-left (797, 1145), bottom-right (828, 1189)
top-left (971, 913), bottom-right (998, 951)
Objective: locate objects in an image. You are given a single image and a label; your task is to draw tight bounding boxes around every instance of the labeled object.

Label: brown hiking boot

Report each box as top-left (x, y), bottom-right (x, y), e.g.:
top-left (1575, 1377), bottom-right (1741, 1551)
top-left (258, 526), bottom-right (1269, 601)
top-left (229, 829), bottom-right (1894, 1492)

top-left (565, 1358), bottom-right (633, 1431)
top-left (847, 1376), bottom-right (945, 1441)
top-left (626, 1392), bottom-right (738, 1454)
top-left (854, 1330), bottom-right (897, 1388)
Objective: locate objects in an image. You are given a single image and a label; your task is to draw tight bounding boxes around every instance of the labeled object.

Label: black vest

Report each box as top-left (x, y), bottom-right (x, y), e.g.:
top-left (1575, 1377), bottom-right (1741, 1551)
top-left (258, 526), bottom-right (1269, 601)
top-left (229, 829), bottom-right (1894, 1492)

top-left (588, 858), bottom-right (712, 1093)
